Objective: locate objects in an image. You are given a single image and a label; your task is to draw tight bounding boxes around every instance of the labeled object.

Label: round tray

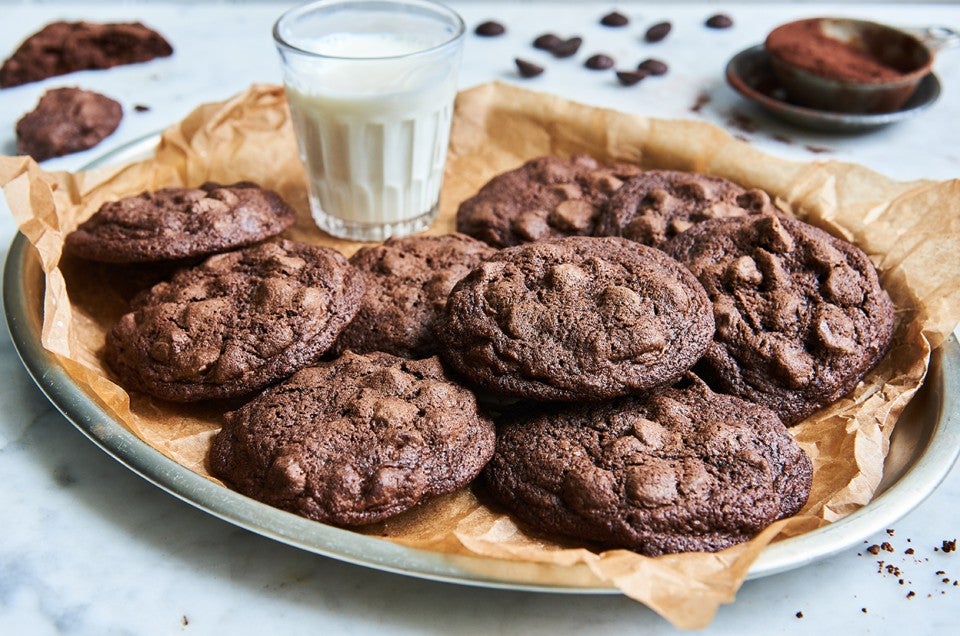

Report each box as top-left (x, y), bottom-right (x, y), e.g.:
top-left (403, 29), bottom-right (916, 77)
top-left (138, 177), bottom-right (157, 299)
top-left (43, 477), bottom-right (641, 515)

top-left (4, 135), bottom-right (960, 590)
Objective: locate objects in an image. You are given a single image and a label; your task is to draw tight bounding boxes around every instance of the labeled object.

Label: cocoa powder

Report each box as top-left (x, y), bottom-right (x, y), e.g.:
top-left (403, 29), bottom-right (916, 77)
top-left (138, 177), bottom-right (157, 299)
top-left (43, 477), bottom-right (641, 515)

top-left (765, 19), bottom-right (907, 83)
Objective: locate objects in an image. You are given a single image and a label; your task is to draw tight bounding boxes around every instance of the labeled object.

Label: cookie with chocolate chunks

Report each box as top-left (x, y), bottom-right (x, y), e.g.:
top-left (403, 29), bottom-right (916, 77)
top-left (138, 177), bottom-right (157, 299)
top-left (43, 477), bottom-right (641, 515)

top-left (16, 88), bottom-right (121, 161)
top-left (597, 170), bottom-right (776, 248)
top-left (210, 352), bottom-right (496, 526)
top-left (334, 233), bottom-right (496, 359)
top-left (436, 236), bottom-right (714, 401)
top-left (664, 214), bottom-right (895, 425)
top-left (456, 155), bottom-right (643, 248)
top-left (65, 182), bottom-right (296, 263)
top-left (1, 21), bottom-right (172, 87)
top-left (484, 375), bottom-right (812, 555)
top-left (106, 240), bottom-right (364, 402)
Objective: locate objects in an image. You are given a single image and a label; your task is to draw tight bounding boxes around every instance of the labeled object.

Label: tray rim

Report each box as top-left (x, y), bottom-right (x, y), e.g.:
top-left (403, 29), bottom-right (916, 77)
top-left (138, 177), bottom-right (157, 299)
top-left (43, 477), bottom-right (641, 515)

top-left (3, 133), bottom-right (960, 592)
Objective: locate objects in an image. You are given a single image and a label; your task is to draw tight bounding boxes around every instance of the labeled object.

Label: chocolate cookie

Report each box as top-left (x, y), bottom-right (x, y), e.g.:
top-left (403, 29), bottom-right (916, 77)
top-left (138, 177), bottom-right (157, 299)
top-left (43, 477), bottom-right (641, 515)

top-left (106, 240), bottom-right (364, 402)
top-left (65, 182), bottom-right (297, 263)
top-left (16, 88), bottom-right (122, 161)
top-left (597, 170), bottom-right (776, 248)
top-left (334, 233), bottom-right (496, 358)
top-left (210, 352), bottom-right (496, 526)
top-left (456, 155), bottom-right (643, 248)
top-left (1, 21), bottom-right (173, 88)
top-left (664, 214), bottom-right (895, 425)
top-left (484, 375), bottom-right (812, 555)
top-left (435, 236), bottom-right (715, 401)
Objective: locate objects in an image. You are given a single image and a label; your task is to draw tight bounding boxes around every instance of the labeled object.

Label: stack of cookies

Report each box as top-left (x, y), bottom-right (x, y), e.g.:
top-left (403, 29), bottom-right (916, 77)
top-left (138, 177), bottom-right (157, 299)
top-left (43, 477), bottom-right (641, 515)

top-left (68, 155), bottom-right (895, 557)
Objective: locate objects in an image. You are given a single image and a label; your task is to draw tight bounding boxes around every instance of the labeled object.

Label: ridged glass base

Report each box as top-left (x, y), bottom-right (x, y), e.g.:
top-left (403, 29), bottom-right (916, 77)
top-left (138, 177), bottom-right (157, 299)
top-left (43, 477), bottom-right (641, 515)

top-left (309, 200), bottom-right (439, 242)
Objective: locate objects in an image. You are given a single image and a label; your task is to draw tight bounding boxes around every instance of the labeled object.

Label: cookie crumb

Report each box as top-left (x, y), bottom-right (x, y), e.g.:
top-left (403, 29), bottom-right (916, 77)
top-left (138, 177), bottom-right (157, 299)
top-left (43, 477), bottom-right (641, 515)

top-left (905, 548), bottom-right (915, 555)
top-left (886, 529), bottom-right (895, 536)
top-left (861, 607), bottom-right (867, 613)
top-left (690, 91), bottom-right (711, 113)
top-left (881, 542), bottom-right (894, 552)
top-left (943, 539), bottom-right (957, 553)
top-left (906, 591), bottom-right (916, 599)
top-left (867, 544), bottom-right (881, 555)
top-left (134, 104), bottom-right (151, 112)
top-left (181, 615), bottom-right (189, 626)
top-left (795, 611), bottom-right (804, 619)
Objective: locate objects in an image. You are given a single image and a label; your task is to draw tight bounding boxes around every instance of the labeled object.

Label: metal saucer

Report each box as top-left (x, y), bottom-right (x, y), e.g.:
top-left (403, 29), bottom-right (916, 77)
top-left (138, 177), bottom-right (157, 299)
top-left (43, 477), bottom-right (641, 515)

top-left (725, 45), bottom-right (941, 133)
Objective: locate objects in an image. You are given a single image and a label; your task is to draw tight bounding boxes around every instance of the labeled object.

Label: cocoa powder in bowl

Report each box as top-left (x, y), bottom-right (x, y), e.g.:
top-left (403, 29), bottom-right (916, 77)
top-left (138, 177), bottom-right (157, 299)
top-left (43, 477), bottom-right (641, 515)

top-left (764, 17), bottom-right (933, 113)
top-left (766, 18), bottom-right (928, 83)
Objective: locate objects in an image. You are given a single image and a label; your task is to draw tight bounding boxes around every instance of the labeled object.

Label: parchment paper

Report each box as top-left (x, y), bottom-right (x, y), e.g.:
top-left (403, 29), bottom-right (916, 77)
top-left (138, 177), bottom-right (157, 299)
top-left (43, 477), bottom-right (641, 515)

top-left (3, 82), bottom-right (960, 629)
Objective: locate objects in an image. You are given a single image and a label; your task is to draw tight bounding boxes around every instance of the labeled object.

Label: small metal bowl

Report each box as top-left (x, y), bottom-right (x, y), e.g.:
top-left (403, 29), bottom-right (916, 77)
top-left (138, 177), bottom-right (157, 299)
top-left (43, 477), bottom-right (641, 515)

top-left (765, 18), bottom-right (956, 114)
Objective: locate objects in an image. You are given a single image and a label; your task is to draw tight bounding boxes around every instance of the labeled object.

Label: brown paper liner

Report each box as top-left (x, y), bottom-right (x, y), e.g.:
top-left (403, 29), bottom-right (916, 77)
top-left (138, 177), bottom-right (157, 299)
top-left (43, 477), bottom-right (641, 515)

top-left (3, 82), bottom-right (959, 629)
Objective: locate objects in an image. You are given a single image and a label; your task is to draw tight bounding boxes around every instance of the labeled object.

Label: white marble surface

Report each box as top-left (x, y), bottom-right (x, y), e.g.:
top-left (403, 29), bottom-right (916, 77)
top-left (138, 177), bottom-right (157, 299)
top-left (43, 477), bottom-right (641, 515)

top-left (1, 3), bottom-right (959, 634)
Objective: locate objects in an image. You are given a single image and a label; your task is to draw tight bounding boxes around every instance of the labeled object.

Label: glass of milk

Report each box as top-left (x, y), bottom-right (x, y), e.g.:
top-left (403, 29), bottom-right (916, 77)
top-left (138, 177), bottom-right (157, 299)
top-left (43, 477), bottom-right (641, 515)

top-left (274, 0), bottom-right (465, 241)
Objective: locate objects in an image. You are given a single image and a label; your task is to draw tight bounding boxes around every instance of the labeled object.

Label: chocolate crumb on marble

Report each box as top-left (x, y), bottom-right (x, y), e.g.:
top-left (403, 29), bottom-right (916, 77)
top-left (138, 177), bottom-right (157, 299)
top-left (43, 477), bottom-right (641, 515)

top-left (690, 91), bottom-right (711, 113)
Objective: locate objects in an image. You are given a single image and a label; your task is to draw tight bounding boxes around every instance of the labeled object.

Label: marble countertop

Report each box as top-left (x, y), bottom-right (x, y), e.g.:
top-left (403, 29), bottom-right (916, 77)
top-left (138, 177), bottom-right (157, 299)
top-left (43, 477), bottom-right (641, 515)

top-left (2, 3), bottom-right (959, 634)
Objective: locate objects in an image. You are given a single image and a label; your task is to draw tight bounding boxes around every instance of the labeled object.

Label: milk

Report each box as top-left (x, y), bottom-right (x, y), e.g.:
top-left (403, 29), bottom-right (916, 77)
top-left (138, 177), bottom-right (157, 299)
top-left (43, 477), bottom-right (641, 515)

top-left (282, 31), bottom-right (461, 239)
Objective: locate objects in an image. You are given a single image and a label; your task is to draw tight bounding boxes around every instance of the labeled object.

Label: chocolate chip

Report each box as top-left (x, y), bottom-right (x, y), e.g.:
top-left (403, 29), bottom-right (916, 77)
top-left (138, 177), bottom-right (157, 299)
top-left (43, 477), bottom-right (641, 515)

top-left (638, 58), bottom-right (668, 75)
top-left (133, 104), bottom-right (151, 113)
top-left (533, 33), bottom-right (562, 51)
top-left (552, 37), bottom-right (582, 58)
top-left (706, 14), bottom-right (734, 29)
top-left (645, 21), bottom-right (672, 43)
top-left (585, 54), bottom-right (614, 70)
top-left (616, 70), bottom-right (648, 86)
top-left (475, 21), bottom-right (506, 37)
top-left (515, 58), bottom-right (544, 78)
top-left (601, 11), bottom-right (629, 27)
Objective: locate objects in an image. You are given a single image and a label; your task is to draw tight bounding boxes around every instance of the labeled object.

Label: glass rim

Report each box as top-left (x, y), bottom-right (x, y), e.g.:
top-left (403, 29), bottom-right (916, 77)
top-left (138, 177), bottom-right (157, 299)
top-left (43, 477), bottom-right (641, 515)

top-left (272, 0), bottom-right (466, 61)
